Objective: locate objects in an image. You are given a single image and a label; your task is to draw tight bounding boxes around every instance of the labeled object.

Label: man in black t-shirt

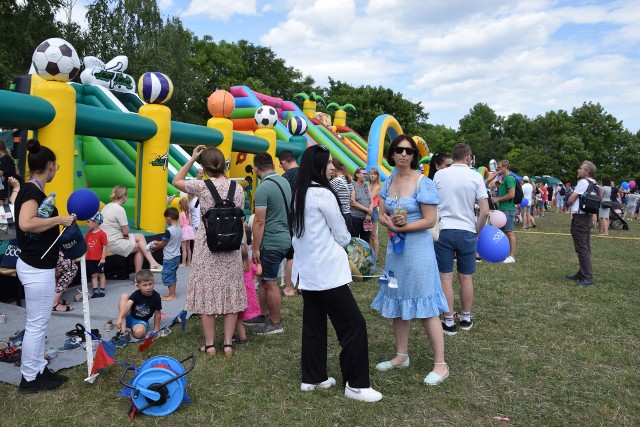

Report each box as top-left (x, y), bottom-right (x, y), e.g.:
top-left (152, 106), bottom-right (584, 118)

top-left (116, 269), bottom-right (162, 339)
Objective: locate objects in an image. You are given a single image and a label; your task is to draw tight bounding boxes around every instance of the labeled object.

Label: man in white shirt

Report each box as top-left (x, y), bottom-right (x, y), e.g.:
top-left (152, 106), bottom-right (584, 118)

top-left (433, 143), bottom-right (490, 335)
top-left (566, 161), bottom-right (597, 286)
top-left (521, 176), bottom-right (535, 230)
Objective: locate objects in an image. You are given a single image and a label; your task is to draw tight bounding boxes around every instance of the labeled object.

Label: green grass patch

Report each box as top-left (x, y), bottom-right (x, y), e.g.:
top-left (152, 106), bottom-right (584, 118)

top-left (1, 212), bottom-right (639, 425)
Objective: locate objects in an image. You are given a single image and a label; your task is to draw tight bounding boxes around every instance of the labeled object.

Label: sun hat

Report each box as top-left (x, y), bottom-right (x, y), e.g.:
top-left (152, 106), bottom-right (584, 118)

top-left (523, 176), bottom-right (530, 182)
top-left (90, 212), bottom-right (103, 224)
top-left (59, 223), bottom-right (87, 260)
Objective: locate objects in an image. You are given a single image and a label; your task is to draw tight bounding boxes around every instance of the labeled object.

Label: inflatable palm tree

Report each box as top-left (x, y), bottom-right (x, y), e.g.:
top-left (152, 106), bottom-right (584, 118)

top-left (326, 102), bottom-right (356, 127)
top-left (293, 92), bottom-right (326, 119)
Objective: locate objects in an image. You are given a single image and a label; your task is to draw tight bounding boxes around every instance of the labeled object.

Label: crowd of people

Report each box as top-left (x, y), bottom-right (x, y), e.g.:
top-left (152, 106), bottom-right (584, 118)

top-left (8, 135), bottom-right (637, 399)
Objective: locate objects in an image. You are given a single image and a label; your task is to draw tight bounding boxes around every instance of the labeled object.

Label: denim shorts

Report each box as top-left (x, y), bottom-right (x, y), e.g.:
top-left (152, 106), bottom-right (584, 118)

top-left (502, 210), bottom-right (516, 232)
top-left (371, 206), bottom-right (379, 222)
top-left (126, 313), bottom-right (149, 331)
top-left (260, 247), bottom-right (288, 281)
top-left (435, 229), bottom-right (478, 275)
top-left (162, 256), bottom-right (180, 286)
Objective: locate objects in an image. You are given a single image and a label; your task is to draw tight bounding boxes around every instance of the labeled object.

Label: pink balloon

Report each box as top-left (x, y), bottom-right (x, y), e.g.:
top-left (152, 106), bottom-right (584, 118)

top-left (489, 210), bottom-right (507, 228)
top-left (630, 180), bottom-right (637, 189)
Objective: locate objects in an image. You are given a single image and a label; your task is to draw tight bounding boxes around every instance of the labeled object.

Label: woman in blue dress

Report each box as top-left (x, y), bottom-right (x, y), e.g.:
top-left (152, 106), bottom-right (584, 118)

top-left (371, 134), bottom-right (450, 386)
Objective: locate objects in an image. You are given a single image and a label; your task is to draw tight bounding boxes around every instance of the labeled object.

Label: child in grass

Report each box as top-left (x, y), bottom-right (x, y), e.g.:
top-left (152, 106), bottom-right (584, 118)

top-left (85, 212), bottom-right (108, 298)
top-left (147, 207), bottom-right (182, 301)
top-left (234, 243), bottom-right (261, 344)
top-left (116, 269), bottom-right (162, 339)
top-left (178, 197), bottom-right (195, 266)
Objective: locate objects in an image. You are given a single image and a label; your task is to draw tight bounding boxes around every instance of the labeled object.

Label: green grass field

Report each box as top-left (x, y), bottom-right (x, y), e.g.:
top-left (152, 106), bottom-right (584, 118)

top-left (1, 212), bottom-right (639, 426)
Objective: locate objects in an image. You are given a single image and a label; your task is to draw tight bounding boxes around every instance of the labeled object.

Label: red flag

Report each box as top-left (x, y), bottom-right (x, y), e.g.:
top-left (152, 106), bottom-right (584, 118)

top-left (138, 337), bottom-right (153, 352)
top-left (90, 341), bottom-right (116, 375)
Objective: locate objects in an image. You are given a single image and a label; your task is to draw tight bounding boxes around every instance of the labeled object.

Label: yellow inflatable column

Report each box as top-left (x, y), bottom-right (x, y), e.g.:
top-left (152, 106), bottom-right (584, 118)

top-left (207, 117), bottom-right (233, 165)
top-left (136, 104), bottom-right (170, 233)
top-left (255, 127), bottom-right (277, 163)
top-left (30, 75), bottom-right (76, 215)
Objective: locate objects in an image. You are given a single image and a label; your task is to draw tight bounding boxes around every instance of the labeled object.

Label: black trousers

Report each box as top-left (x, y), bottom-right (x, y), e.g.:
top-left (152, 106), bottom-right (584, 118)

top-left (301, 285), bottom-right (370, 388)
top-left (571, 214), bottom-right (593, 280)
top-left (351, 217), bottom-right (371, 242)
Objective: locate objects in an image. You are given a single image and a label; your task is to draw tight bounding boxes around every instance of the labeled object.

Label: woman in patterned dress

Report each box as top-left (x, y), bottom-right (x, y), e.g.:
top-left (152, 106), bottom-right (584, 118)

top-left (172, 145), bottom-right (246, 357)
top-left (371, 134), bottom-right (450, 386)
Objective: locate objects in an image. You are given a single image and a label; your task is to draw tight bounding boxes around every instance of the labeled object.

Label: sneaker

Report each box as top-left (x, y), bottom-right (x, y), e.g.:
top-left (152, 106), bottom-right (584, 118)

top-left (104, 320), bottom-right (114, 332)
top-left (243, 314), bottom-right (267, 325)
top-left (232, 335), bottom-right (249, 345)
top-left (475, 256), bottom-right (482, 263)
top-left (18, 371), bottom-right (62, 393)
top-left (441, 321), bottom-right (457, 336)
top-left (576, 279), bottom-right (594, 286)
top-left (253, 318), bottom-right (284, 335)
top-left (459, 318), bottom-right (474, 331)
top-left (149, 265), bottom-right (163, 273)
top-left (344, 382), bottom-right (383, 402)
top-left (566, 273), bottom-right (583, 281)
top-left (502, 256), bottom-right (516, 264)
top-left (91, 290), bottom-right (100, 299)
top-left (42, 366), bottom-right (68, 383)
top-left (110, 332), bottom-right (132, 348)
top-left (58, 336), bottom-right (83, 352)
top-left (301, 377), bottom-right (336, 391)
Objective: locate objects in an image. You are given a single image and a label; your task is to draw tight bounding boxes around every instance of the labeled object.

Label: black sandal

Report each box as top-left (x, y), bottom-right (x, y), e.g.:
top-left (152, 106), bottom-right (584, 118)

top-left (223, 344), bottom-right (234, 357)
top-left (199, 344), bottom-right (216, 355)
top-left (52, 303), bottom-right (73, 313)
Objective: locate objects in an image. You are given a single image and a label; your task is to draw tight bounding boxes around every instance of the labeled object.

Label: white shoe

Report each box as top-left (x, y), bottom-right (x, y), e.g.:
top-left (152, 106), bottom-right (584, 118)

top-left (149, 265), bottom-right (163, 273)
top-left (300, 377), bottom-right (336, 391)
top-left (424, 362), bottom-right (449, 386)
top-left (344, 382), bottom-right (383, 402)
top-left (502, 256), bottom-right (515, 264)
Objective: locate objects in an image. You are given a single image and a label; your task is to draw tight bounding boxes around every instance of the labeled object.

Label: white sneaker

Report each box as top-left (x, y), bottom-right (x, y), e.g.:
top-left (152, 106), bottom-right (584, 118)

top-left (502, 256), bottom-right (515, 264)
top-left (344, 382), bottom-right (383, 402)
top-left (149, 265), bottom-right (163, 273)
top-left (300, 377), bottom-right (336, 391)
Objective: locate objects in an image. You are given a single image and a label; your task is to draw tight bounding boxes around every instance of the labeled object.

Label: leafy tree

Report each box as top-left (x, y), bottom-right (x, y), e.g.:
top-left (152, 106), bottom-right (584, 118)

top-left (325, 77), bottom-right (428, 138)
top-left (423, 124), bottom-right (458, 157)
top-left (0, 0), bottom-right (64, 88)
top-left (458, 103), bottom-right (504, 168)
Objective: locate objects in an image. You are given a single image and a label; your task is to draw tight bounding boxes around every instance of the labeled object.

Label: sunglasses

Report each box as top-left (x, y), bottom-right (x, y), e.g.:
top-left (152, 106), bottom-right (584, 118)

top-left (393, 146), bottom-right (416, 156)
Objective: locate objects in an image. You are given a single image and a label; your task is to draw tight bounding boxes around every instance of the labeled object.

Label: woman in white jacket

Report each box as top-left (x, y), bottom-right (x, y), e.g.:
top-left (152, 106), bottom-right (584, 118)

top-left (291, 145), bottom-right (382, 403)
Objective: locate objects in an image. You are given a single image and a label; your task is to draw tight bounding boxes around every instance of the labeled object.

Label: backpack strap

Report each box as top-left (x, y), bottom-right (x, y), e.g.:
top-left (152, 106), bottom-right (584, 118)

top-left (264, 176), bottom-right (292, 237)
top-left (204, 179), bottom-right (223, 205)
top-left (226, 180), bottom-right (237, 203)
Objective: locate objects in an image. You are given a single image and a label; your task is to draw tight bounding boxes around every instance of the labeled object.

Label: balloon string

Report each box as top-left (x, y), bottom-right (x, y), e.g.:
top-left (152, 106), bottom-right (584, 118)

top-left (41, 226), bottom-right (67, 259)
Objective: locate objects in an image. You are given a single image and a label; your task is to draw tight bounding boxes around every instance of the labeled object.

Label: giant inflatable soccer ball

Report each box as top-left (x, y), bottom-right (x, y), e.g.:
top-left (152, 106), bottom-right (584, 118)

top-left (32, 38), bottom-right (81, 82)
top-left (254, 106), bottom-right (278, 128)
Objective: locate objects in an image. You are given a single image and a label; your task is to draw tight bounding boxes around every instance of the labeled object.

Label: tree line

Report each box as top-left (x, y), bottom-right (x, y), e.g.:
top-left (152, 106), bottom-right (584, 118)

top-left (1, 0), bottom-right (638, 184)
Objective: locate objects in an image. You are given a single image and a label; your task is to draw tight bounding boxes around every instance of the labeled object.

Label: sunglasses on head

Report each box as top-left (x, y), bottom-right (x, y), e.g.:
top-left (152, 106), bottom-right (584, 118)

top-left (393, 146), bottom-right (416, 155)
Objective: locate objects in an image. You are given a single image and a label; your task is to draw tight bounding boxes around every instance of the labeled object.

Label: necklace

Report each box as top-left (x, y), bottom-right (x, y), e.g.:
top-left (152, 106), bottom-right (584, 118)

top-left (29, 177), bottom-right (44, 193)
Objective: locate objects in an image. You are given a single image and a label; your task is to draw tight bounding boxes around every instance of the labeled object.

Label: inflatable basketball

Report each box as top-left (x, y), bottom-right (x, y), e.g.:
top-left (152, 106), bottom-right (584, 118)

top-left (207, 90), bottom-right (235, 118)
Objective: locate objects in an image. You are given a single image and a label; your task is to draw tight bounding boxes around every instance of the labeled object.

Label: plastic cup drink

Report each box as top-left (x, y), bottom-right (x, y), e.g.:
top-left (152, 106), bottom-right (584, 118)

top-left (393, 202), bottom-right (408, 221)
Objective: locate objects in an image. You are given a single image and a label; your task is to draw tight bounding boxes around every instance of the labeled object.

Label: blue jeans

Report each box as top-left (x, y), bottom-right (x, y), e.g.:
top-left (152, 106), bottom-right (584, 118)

top-left (260, 247), bottom-right (288, 281)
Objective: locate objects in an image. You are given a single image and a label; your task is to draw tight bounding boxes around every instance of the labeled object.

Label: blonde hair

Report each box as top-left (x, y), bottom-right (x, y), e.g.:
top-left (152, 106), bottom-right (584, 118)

top-left (368, 167), bottom-right (380, 185)
top-left (110, 185), bottom-right (128, 202)
top-left (135, 269), bottom-right (154, 284)
top-left (240, 243), bottom-right (250, 272)
top-left (178, 197), bottom-right (190, 215)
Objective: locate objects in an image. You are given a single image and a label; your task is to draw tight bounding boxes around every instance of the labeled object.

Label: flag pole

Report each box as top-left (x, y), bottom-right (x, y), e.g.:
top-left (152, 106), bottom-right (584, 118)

top-left (79, 254), bottom-right (96, 383)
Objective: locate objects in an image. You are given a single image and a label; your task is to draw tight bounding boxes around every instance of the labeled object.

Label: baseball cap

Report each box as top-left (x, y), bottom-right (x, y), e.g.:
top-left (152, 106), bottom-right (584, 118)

top-left (59, 223), bottom-right (87, 260)
top-left (90, 212), bottom-right (103, 224)
top-left (523, 176), bottom-right (530, 182)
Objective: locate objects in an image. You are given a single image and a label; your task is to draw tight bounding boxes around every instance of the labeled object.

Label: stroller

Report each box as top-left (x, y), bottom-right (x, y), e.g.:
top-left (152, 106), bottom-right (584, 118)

top-left (608, 201), bottom-right (629, 230)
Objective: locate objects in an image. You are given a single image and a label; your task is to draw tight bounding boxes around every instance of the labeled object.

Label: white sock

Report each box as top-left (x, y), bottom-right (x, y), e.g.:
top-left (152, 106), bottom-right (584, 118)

top-left (461, 312), bottom-right (471, 322)
top-left (444, 316), bottom-right (455, 327)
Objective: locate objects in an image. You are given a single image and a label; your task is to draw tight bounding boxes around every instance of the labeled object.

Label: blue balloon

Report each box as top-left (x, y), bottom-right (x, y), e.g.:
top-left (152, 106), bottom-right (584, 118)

top-left (520, 197), bottom-right (529, 207)
top-left (67, 188), bottom-right (100, 220)
top-left (621, 181), bottom-right (629, 190)
top-left (477, 225), bottom-right (510, 263)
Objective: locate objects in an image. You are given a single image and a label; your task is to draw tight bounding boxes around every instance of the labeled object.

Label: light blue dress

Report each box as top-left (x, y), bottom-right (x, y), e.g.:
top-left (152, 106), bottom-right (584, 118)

top-left (371, 175), bottom-right (449, 320)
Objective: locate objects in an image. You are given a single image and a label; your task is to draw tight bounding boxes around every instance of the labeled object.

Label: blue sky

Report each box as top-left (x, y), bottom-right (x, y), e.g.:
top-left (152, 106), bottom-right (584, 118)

top-left (67, 0), bottom-right (640, 132)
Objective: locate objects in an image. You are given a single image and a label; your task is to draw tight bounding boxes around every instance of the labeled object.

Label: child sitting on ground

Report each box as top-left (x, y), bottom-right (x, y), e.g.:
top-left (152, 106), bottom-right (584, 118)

top-left (234, 243), bottom-right (261, 344)
top-left (116, 269), bottom-right (162, 339)
top-left (178, 197), bottom-right (195, 266)
top-left (85, 212), bottom-right (108, 298)
top-left (147, 207), bottom-right (182, 301)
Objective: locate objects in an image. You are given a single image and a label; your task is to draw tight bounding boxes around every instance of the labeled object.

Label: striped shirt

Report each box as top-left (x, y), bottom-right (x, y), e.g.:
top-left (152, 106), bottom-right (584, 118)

top-left (331, 176), bottom-right (352, 214)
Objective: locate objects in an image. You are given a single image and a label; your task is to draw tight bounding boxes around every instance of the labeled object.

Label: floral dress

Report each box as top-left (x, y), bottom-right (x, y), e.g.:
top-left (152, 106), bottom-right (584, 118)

top-left (371, 175), bottom-right (449, 320)
top-left (184, 177), bottom-right (246, 315)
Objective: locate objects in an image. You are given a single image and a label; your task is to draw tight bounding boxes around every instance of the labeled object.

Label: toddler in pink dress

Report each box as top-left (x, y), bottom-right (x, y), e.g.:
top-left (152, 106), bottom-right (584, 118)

top-left (235, 243), bottom-right (261, 343)
top-left (179, 197), bottom-right (195, 266)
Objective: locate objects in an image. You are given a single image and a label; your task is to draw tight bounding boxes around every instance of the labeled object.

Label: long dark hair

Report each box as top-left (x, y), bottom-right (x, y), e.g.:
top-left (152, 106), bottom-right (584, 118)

top-left (428, 153), bottom-right (450, 179)
top-left (292, 145), bottom-right (339, 238)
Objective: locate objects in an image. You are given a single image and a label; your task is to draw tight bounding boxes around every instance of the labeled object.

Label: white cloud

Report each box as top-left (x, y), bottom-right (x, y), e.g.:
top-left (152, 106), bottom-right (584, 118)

top-left (182, 0), bottom-right (258, 20)
top-left (158, 0), bottom-right (173, 10)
